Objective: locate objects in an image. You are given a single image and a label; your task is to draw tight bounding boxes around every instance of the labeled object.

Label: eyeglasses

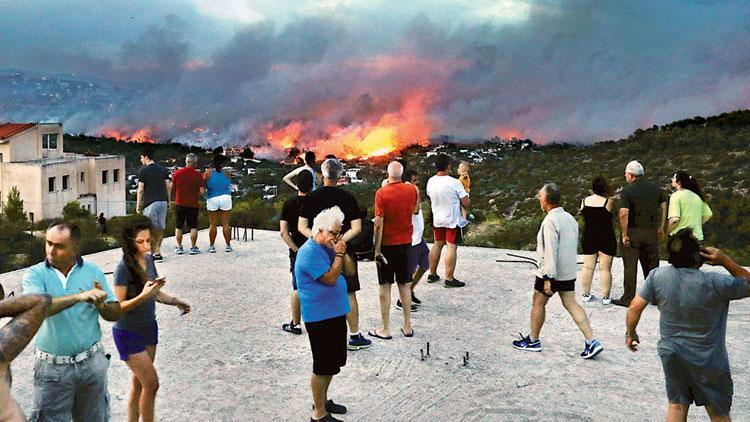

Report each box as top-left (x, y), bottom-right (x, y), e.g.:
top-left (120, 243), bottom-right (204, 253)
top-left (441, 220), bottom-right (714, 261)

top-left (329, 231), bottom-right (342, 238)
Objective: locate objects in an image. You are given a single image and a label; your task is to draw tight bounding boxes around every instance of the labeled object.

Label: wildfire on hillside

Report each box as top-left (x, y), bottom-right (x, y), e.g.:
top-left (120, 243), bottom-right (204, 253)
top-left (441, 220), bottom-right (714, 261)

top-left (100, 127), bottom-right (158, 143)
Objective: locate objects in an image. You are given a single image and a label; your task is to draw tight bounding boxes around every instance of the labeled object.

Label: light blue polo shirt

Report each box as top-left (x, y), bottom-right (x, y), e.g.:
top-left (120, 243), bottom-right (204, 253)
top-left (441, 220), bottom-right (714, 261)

top-left (22, 257), bottom-right (117, 356)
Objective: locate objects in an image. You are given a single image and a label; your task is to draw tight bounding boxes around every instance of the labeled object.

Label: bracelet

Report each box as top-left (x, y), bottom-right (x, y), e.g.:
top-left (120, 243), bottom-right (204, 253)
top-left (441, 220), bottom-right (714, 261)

top-left (335, 253), bottom-right (345, 258)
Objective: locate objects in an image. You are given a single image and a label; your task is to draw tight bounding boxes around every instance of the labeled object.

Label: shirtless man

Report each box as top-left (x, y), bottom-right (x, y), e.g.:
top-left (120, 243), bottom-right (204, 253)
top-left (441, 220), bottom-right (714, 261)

top-left (0, 292), bottom-right (52, 421)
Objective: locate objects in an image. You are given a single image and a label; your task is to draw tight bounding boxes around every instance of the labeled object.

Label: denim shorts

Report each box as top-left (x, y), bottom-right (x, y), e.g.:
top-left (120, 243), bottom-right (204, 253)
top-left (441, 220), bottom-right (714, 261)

top-left (112, 321), bottom-right (159, 361)
top-left (143, 201), bottom-right (168, 230)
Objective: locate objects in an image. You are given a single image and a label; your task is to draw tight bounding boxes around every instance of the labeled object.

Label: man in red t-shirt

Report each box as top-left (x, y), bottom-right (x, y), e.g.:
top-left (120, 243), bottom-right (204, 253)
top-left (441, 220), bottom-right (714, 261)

top-left (369, 161), bottom-right (418, 340)
top-left (171, 153), bottom-right (205, 254)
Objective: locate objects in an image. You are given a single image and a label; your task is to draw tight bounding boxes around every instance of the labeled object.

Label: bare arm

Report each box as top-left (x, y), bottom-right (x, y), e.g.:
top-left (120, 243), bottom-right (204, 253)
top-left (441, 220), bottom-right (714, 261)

top-left (0, 294), bottom-right (51, 363)
top-left (666, 217), bottom-right (680, 234)
top-left (319, 256), bottom-right (344, 286)
top-left (136, 182), bottom-right (145, 213)
top-left (373, 216), bottom-right (384, 256)
top-left (155, 291), bottom-right (191, 314)
top-left (282, 168), bottom-right (301, 191)
top-left (618, 208), bottom-right (629, 242)
top-left (298, 217), bottom-right (312, 238)
top-left (46, 293), bottom-right (88, 316)
top-left (341, 218), bottom-right (362, 243)
top-left (96, 301), bottom-right (122, 322)
top-left (114, 282), bottom-right (161, 314)
top-left (279, 221), bottom-right (298, 251)
top-left (658, 202), bottom-right (667, 237)
top-left (165, 179), bottom-right (172, 202)
top-left (625, 295), bottom-right (648, 352)
top-left (460, 195), bottom-right (470, 209)
top-left (701, 247), bottom-right (750, 284)
top-left (414, 186), bottom-right (421, 214)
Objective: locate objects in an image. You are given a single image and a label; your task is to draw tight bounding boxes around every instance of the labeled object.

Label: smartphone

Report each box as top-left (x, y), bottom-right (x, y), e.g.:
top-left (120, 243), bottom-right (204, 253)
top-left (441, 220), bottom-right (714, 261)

top-left (154, 276), bottom-right (166, 283)
top-left (375, 254), bottom-right (388, 266)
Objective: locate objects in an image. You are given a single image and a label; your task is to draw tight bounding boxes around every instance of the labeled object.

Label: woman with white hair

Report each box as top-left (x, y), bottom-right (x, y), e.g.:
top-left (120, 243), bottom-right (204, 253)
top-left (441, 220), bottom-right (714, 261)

top-left (295, 206), bottom-right (350, 421)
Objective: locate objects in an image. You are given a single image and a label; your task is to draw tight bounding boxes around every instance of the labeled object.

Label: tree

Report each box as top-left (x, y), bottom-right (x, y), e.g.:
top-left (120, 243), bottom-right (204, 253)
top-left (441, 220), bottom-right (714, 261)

top-left (3, 186), bottom-right (27, 223)
top-left (62, 200), bottom-right (91, 220)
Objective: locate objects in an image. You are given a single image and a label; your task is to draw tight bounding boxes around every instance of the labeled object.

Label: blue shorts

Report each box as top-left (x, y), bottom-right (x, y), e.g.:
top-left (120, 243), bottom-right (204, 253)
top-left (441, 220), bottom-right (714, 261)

top-left (143, 201), bottom-right (168, 230)
top-left (407, 240), bottom-right (430, 274)
top-left (112, 321), bottom-right (159, 361)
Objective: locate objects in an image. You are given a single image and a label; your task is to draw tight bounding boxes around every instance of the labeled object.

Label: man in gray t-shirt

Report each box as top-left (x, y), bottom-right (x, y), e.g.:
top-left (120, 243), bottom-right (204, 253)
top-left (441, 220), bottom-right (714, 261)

top-left (626, 229), bottom-right (750, 420)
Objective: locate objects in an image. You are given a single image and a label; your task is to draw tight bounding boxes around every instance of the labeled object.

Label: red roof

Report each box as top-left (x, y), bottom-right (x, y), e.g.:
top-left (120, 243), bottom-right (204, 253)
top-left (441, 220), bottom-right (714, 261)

top-left (0, 123), bottom-right (36, 140)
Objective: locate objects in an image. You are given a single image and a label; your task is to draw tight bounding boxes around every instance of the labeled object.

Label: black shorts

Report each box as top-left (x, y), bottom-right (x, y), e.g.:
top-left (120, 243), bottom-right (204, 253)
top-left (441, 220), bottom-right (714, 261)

top-left (305, 315), bottom-right (348, 376)
top-left (534, 277), bottom-right (575, 295)
top-left (660, 351), bottom-right (733, 416)
top-left (376, 244), bottom-right (411, 285)
top-left (343, 250), bottom-right (360, 293)
top-left (175, 206), bottom-right (199, 231)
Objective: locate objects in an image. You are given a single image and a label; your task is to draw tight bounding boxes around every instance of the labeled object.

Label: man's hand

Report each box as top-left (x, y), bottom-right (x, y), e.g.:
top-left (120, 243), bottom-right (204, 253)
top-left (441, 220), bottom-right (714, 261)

top-left (136, 205), bottom-right (142, 214)
top-left (175, 300), bottom-right (191, 315)
top-left (78, 287), bottom-right (107, 305)
top-left (543, 279), bottom-right (553, 297)
top-left (657, 227), bottom-right (665, 239)
top-left (700, 247), bottom-right (726, 266)
top-left (626, 332), bottom-right (640, 352)
top-left (622, 234), bottom-right (631, 246)
top-left (333, 239), bottom-right (347, 255)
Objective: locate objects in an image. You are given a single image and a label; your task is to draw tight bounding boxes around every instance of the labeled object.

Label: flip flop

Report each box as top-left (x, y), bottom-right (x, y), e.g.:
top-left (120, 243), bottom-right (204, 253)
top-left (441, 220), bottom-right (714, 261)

top-left (367, 330), bottom-right (392, 340)
top-left (401, 328), bottom-right (414, 338)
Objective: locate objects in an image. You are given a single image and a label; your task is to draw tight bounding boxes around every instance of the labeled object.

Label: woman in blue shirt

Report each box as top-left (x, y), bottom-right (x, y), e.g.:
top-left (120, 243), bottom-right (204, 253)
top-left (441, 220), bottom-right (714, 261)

top-left (204, 153), bottom-right (234, 253)
top-left (113, 216), bottom-right (190, 422)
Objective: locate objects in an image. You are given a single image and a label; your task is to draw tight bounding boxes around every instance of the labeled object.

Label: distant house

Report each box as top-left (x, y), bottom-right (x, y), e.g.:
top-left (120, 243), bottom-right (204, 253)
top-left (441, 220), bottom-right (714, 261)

top-left (0, 122), bottom-right (126, 221)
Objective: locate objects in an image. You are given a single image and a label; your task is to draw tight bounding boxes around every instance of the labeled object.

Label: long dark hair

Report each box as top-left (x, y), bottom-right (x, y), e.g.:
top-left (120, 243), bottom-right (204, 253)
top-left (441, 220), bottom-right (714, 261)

top-left (674, 171), bottom-right (705, 201)
top-left (120, 216), bottom-right (153, 290)
top-left (591, 176), bottom-right (613, 197)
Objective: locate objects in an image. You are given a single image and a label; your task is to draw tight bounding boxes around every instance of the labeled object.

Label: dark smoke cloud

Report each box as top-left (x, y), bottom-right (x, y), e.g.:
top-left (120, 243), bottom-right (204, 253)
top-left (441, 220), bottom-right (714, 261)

top-left (1, 0), bottom-right (749, 153)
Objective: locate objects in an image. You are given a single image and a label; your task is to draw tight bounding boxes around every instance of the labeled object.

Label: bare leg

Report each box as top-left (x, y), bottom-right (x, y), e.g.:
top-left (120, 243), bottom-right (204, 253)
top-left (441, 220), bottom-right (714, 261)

top-left (291, 291), bottom-right (301, 326)
top-left (530, 290), bottom-right (550, 340)
top-left (311, 374), bottom-right (333, 420)
top-left (411, 267), bottom-right (426, 293)
top-left (152, 230), bottom-right (164, 255)
top-left (598, 252), bottom-right (614, 297)
top-left (559, 291), bottom-right (594, 340)
top-left (127, 373), bottom-right (142, 422)
top-left (175, 228), bottom-right (183, 247)
top-left (190, 228), bottom-right (198, 248)
top-left (376, 284), bottom-right (392, 337)
top-left (125, 347), bottom-right (159, 422)
top-left (579, 254), bottom-right (597, 295)
top-left (706, 405), bottom-right (731, 422)
top-left (666, 403), bottom-right (689, 422)
top-left (444, 243), bottom-right (458, 280)
top-left (346, 293), bottom-right (359, 334)
top-left (220, 211), bottom-right (231, 246)
top-left (428, 241), bottom-right (445, 276)
top-left (208, 211), bottom-right (218, 246)
top-left (397, 283), bottom-right (412, 334)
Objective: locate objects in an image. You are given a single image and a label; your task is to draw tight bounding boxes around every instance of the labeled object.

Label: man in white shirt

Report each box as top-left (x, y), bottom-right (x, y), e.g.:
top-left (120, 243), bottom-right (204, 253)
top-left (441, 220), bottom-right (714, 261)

top-left (425, 154), bottom-right (470, 288)
top-left (512, 183), bottom-right (604, 359)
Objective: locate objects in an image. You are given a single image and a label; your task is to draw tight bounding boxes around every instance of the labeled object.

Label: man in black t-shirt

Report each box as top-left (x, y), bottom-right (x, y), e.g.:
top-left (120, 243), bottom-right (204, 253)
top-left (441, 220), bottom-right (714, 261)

top-left (298, 158), bottom-right (372, 351)
top-left (280, 171), bottom-right (314, 335)
top-left (136, 145), bottom-right (171, 261)
top-left (614, 160), bottom-right (667, 307)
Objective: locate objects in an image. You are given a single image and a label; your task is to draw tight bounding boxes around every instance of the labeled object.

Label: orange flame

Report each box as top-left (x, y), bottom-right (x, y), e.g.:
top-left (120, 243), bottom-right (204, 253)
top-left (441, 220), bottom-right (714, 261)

top-left (100, 127), bottom-right (157, 143)
top-left (264, 92), bottom-right (432, 159)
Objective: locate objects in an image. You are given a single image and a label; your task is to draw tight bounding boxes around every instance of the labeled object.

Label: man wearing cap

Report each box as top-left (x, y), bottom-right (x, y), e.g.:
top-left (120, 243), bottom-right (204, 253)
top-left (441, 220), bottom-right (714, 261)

top-left (22, 221), bottom-right (122, 421)
top-left (614, 160), bottom-right (667, 307)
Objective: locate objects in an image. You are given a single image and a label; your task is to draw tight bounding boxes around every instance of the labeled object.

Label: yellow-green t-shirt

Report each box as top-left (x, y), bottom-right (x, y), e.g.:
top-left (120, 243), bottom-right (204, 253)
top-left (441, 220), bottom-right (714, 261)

top-left (668, 189), bottom-right (712, 240)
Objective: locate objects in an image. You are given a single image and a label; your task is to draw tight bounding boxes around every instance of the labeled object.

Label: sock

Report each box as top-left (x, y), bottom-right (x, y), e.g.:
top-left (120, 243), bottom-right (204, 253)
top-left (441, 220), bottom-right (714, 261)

top-left (585, 338), bottom-right (594, 346)
top-left (350, 332), bottom-right (360, 338)
top-left (529, 336), bottom-right (538, 342)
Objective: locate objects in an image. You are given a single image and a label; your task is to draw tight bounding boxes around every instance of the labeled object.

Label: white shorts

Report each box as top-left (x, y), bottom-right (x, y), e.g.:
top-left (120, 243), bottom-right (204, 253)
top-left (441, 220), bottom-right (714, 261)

top-left (206, 194), bottom-right (232, 211)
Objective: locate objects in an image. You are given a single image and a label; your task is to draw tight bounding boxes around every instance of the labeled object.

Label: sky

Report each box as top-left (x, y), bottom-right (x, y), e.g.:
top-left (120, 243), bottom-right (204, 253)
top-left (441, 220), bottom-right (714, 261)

top-left (1, 0), bottom-right (749, 153)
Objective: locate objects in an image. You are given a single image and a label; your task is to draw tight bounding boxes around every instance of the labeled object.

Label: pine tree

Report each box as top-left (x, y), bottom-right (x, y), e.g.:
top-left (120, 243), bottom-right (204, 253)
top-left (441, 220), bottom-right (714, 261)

top-left (3, 186), bottom-right (27, 223)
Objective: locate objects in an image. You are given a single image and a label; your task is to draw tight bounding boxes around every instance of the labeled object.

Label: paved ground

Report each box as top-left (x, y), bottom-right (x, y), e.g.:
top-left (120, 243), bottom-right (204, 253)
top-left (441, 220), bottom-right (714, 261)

top-left (1, 229), bottom-right (748, 421)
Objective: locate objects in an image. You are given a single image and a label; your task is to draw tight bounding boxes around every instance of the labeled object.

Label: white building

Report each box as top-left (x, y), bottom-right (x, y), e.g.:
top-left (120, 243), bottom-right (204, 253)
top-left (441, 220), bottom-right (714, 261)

top-left (0, 122), bottom-right (126, 221)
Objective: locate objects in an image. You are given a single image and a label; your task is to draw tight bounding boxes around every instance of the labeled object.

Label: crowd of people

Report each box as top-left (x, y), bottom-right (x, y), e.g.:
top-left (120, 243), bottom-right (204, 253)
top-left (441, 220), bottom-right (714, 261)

top-left (0, 149), bottom-right (747, 422)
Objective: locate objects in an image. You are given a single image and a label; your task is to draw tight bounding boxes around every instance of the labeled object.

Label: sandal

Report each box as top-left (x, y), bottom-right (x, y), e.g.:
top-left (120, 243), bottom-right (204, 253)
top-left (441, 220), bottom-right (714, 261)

top-left (401, 328), bottom-right (414, 337)
top-left (367, 329), bottom-right (392, 340)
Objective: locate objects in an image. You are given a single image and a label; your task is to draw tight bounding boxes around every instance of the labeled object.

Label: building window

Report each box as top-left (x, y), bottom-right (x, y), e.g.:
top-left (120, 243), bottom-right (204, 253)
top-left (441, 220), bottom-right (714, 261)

top-left (102, 170), bottom-right (108, 184)
top-left (42, 133), bottom-right (58, 149)
top-left (80, 172), bottom-right (85, 182)
top-left (48, 177), bottom-right (55, 192)
top-left (62, 175), bottom-right (69, 190)
top-left (113, 169), bottom-right (120, 183)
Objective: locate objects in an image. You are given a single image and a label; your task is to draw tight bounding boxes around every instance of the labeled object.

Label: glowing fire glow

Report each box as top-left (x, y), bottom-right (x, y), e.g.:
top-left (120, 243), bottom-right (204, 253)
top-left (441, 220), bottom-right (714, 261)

top-left (101, 127), bottom-right (157, 143)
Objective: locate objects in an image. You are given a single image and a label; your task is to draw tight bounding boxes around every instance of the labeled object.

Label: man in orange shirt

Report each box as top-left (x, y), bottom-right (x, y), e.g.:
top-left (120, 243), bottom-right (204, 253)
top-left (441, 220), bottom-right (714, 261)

top-left (369, 161), bottom-right (418, 340)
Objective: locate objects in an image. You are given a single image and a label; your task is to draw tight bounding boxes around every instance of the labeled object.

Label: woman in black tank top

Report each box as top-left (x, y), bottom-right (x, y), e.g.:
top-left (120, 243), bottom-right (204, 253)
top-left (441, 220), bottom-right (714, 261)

top-left (579, 177), bottom-right (617, 305)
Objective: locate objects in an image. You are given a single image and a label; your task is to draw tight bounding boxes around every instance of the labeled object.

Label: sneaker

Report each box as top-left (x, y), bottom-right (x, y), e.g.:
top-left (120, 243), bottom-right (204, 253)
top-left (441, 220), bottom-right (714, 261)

top-left (602, 296), bottom-right (612, 305)
top-left (581, 339), bottom-right (604, 359)
top-left (347, 333), bottom-right (372, 350)
top-left (189, 246), bottom-right (200, 255)
top-left (282, 321), bottom-right (302, 335)
top-left (311, 414), bottom-right (343, 422)
top-left (225, 245), bottom-right (233, 252)
top-left (325, 400), bottom-right (347, 415)
top-left (151, 253), bottom-right (164, 262)
top-left (444, 278), bottom-right (465, 288)
top-left (512, 333), bottom-right (542, 352)
top-left (395, 300), bottom-right (418, 312)
top-left (174, 246), bottom-right (184, 255)
top-left (427, 274), bottom-right (440, 283)
top-left (207, 245), bottom-right (216, 253)
top-left (411, 294), bottom-right (421, 305)
top-left (581, 293), bottom-right (597, 303)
